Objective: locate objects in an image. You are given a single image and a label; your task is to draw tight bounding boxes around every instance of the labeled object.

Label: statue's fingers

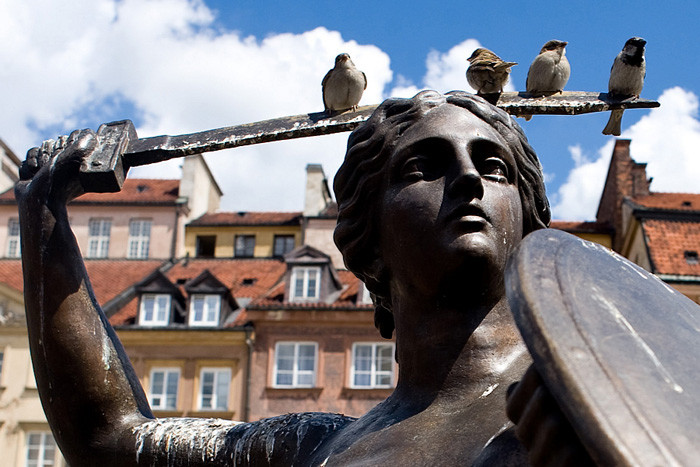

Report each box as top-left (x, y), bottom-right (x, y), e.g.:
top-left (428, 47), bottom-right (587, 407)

top-left (39, 139), bottom-right (55, 168)
top-left (506, 364), bottom-right (542, 424)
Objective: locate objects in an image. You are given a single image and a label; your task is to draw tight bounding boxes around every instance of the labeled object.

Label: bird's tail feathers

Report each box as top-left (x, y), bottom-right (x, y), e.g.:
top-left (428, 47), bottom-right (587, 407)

top-left (602, 109), bottom-right (624, 136)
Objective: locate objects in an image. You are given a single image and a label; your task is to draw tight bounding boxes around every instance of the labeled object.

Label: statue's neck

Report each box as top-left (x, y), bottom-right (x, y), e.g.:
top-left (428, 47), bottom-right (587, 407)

top-left (391, 294), bottom-right (526, 409)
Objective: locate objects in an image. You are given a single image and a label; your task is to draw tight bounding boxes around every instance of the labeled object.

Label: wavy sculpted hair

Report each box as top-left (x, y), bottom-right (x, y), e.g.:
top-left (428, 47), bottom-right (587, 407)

top-left (333, 90), bottom-right (551, 338)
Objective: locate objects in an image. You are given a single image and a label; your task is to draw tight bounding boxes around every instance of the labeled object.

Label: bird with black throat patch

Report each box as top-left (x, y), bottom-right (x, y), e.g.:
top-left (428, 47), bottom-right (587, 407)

top-left (603, 37), bottom-right (647, 136)
top-left (466, 47), bottom-right (517, 96)
top-left (322, 53), bottom-right (367, 115)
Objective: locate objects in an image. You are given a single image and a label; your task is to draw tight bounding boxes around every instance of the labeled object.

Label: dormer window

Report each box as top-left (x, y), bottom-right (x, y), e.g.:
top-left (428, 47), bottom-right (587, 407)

top-left (189, 294), bottom-right (221, 326)
top-left (290, 266), bottom-right (321, 302)
top-left (139, 294), bottom-right (171, 326)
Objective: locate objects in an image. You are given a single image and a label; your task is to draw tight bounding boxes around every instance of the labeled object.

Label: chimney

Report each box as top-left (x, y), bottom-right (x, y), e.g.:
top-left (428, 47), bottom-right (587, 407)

top-left (304, 164), bottom-right (332, 217)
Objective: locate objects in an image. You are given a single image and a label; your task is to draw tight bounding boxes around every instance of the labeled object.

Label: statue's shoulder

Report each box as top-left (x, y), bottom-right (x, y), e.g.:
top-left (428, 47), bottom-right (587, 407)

top-left (229, 412), bottom-right (357, 465)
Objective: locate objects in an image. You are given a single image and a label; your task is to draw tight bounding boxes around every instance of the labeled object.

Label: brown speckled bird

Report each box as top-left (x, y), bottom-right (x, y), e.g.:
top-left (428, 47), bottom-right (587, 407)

top-left (466, 48), bottom-right (517, 95)
top-left (322, 53), bottom-right (367, 114)
top-left (603, 37), bottom-right (647, 136)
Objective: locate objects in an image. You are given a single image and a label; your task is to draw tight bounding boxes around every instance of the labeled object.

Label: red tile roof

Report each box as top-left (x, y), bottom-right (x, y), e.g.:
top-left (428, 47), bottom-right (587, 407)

top-left (189, 211), bottom-right (302, 226)
top-left (642, 219), bottom-right (700, 276)
top-left (0, 259), bottom-right (166, 325)
top-left (0, 179), bottom-right (180, 205)
top-left (631, 193), bottom-right (700, 212)
top-left (166, 258), bottom-right (286, 299)
top-left (249, 269), bottom-right (372, 311)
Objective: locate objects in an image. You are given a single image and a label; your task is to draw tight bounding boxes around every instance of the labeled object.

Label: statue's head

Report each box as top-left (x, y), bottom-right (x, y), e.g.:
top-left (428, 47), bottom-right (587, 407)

top-left (334, 91), bottom-right (550, 338)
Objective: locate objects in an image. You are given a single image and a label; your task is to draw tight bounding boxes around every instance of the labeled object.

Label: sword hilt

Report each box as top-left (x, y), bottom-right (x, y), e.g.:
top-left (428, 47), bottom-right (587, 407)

top-left (78, 120), bottom-right (137, 193)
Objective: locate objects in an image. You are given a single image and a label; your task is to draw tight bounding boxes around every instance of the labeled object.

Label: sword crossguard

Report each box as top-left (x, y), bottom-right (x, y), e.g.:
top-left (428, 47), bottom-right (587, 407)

top-left (79, 120), bottom-right (137, 193)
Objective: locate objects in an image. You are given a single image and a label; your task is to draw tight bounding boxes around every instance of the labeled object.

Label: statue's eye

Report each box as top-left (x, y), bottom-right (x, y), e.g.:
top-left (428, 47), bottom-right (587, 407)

top-left (400, 155), bottom-right (441, 181)
top-left (480, 157), bottom-right (509, 182)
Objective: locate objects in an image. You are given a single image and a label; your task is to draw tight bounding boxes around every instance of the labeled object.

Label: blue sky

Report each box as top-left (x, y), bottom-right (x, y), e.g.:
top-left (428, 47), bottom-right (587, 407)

top-left (2, 0), bottom-right (699, 219)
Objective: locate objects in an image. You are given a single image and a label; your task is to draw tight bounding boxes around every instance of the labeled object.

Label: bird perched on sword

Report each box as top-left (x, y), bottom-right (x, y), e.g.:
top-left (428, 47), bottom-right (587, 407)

top-left (466, 48), bottom-right (517, 96)
top-left (521, 39), bottom-right (571, 121)
top-left (602, 37), bottom-right (647, 136)
top-left (322, 53), bottom-right (367, 114)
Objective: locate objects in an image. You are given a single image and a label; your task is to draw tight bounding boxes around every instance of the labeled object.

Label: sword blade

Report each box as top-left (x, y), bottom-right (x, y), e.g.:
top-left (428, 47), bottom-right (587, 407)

top-left (122, 92), bottom-right (659, 167)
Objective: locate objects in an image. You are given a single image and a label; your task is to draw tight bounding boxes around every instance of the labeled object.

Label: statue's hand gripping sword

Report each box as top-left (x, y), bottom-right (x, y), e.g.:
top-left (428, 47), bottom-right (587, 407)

top-left (78, 92), bottom-right (659, 193)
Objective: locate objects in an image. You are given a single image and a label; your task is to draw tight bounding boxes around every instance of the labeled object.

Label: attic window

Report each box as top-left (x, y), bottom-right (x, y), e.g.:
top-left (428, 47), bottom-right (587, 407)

top-left (685, 251), bottom-right (699, 265)
top-left (290, 266), bottom-right (321, 302)
top-left (682, 201), bottom-right (692, 207)
top-left (241, 278), bottom-right (257, 286)
top-left (137, 184), bottom-right (149, 193)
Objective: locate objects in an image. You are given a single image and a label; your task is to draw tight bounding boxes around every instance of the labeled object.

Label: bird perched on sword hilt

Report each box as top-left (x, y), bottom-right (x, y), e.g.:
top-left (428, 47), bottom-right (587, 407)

top-left (322, 53), bottom-right (367, 115)
top-left (466, 47), bottom-right (517, 97)
top-left (603, 37), bottom-right (646, 136)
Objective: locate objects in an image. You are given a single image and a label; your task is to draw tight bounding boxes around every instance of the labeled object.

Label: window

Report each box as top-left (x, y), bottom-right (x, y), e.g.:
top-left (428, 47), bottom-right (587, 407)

top-left (234, 235), bottom-right (255, 257)
top-left (189, 294), bottom-right (221, 327)
top-left (274, 342), bottom-right (317, 388)
top-left (685, 250), bottom-right (699, 265)
top-left (128, 219), bottom-right (152, 258)
top-left (7, 218), bottom-right (20, 258)
top-left (25, 431), bottom-right (57, 467)
top-left (0, 350), bottom-right (3, 380)
top-left (199, 367), bottom-right (231, 410)
top-left (290, 267), bottom-right (321, 302)
top-left (351, 343), bottom-right (395, 389)
top-left (149, 368), bottom-right (179, 410)
top-left (139, 294), bottom-right (171, 326)
top-left (195, 235), bottom-right (216, 257)
top-left (87, 218), bottom-right (111, 258)
top-left (273, 235), bottom-right (295, 257)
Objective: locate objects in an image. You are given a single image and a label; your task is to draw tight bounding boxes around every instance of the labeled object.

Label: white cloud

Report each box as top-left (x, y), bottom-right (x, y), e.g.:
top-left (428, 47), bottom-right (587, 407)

top-left (551, 87), bottom-right (700, 220)
top-left (0, 0), bottom-right (392, 211)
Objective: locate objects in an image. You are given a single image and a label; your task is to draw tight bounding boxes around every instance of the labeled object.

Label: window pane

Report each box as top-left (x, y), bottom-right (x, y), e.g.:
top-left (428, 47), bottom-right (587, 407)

top-left (354, 373), bottom-right (371, 387)
top-left (276, 372), bottom-right (292, 386)
top-left (307, 270), bottom-right (318, 297)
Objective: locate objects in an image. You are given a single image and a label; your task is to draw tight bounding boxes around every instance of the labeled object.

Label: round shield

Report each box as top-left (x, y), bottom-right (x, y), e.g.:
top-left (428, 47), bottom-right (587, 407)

top-left (506, 228), bottom-right (700, 466)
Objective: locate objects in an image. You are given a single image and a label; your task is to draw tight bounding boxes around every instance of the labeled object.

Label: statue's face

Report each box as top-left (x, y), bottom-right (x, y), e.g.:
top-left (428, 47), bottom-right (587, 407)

top-left (378, 104), bottom-right (524, 301)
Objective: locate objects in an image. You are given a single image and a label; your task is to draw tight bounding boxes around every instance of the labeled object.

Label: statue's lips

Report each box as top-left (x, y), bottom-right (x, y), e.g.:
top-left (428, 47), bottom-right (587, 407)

top-left (446, 204), bottom-right (490, 229)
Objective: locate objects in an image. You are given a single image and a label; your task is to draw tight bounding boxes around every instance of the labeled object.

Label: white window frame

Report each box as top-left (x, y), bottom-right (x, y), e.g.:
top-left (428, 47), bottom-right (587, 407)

top-left (128, 218), bottom-right (152, 259)
top-left (273, 342), bottom-right (318, 388)
top-left (189, 294), bottom-right (221, 327)
top-left (25, 431), bottom-right (58, 467)
top-left (7, 218), bottom-right (20, 258)
top-left (290, 266), bottom-right (321, 302)
top-left (87, 218), bottom-right (112, 258)
top-left (148, 367), bottom-right (180, 410)
top-left (350, 342), bottom-right (395, 389)
top-left (198, 367), bottom-right (231, 411)
top-left (139, 293), bottom-right (171, 326)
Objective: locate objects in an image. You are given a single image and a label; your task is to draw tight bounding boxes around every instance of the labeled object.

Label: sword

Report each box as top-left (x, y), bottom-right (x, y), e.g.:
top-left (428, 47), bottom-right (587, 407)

top-left (79, 92), bottom-right (659, 193)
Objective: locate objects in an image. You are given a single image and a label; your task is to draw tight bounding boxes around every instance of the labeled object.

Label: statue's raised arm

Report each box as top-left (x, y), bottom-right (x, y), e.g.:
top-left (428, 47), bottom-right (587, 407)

top-left (16, 130), bottom-right (358, 466)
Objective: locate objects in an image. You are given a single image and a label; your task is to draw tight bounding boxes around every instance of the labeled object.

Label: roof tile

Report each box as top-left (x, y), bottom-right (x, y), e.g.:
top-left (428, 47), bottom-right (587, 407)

top-left (643, 219), bottom-right (700, 276)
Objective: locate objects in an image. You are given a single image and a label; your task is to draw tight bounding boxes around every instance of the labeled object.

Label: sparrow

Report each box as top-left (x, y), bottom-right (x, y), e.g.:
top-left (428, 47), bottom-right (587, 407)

top-left (523, 40), bottom-right (570, 120)
top-left (466, 48), bottom-right (517, 95)
top-left (603, 37), bottom-right (647, 136)
top-left (322, 53), bottom-right (367, 114)
top-left (526, 40), bottom-right (570, 96)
